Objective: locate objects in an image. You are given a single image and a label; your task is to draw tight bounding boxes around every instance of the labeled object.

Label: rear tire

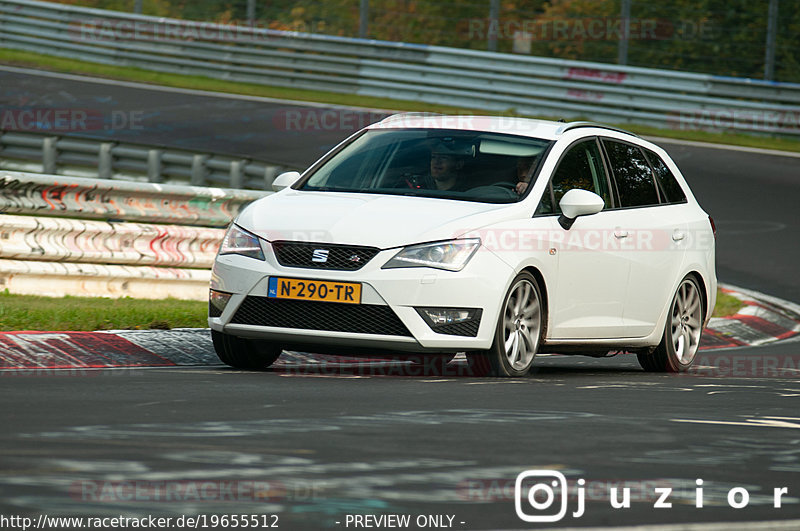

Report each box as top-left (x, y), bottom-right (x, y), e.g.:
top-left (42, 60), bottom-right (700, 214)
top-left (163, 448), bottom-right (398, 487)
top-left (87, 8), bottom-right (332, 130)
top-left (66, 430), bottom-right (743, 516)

top-left (211, 330), bottom-right (282, 370)
top-left (638, 276), bottom-right (703, 373)
top-left (467, 272), bottom-right (544, 377)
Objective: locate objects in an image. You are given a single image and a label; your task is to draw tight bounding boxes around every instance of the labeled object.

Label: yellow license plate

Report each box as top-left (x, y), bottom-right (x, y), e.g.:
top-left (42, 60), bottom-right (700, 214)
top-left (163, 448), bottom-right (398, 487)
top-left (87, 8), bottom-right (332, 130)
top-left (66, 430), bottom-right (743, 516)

top-left (267, 277), bottom-right (361, 304)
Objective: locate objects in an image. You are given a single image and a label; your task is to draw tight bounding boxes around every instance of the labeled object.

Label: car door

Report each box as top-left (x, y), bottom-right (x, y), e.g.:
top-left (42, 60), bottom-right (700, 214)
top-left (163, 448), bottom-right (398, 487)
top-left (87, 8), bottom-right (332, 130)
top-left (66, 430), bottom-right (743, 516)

top-left (601, 138), bottom-right (689, 337)
top-left (537, 137), bottom-right (633, 339)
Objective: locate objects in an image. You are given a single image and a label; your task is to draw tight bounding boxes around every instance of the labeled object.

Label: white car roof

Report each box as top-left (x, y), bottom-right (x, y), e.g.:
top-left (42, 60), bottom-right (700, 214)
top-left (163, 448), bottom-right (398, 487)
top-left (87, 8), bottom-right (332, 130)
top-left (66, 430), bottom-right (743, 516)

top-left (369, 114), bottom-right (637, 142)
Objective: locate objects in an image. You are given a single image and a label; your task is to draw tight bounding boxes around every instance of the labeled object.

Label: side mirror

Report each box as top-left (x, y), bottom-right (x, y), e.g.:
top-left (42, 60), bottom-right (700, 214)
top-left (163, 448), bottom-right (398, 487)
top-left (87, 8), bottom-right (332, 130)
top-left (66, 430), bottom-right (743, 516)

top-left (271, 171), bottom-right (301, 192)
top-left (558, 188), bottom-right (604, 230)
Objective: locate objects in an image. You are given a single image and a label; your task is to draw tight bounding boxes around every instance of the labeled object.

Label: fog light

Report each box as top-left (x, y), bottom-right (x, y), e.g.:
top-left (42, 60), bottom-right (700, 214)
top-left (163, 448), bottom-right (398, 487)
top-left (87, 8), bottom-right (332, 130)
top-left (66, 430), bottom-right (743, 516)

top-left (415, 307), bottom-right (482, 337)
top-left (209, 290), bottom-right (232, 317)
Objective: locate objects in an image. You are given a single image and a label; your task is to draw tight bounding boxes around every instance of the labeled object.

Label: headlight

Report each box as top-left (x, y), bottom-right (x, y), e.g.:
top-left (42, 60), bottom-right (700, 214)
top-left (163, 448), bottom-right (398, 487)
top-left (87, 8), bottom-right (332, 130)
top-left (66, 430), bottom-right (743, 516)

top-left (382, 239), bottom-right (480, 272)
top-left (219, 224), bottom-right (265, 260)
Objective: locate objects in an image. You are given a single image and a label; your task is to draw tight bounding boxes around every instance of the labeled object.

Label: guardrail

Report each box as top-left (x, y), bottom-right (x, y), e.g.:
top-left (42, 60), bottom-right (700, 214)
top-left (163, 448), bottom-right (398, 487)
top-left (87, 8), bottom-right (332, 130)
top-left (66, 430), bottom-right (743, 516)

top-left (0, 214), bottom-right (222, 267)
top-left (0, 129), bottom-right (291, 190)
top-left (0, 259), bottom-right (212, 301)
top-left (1, 0), bottom-right (798, 136)
top-left (0, 170), bottom-right (266, 226)
top-left (0, 171), bottom-right (269, 300)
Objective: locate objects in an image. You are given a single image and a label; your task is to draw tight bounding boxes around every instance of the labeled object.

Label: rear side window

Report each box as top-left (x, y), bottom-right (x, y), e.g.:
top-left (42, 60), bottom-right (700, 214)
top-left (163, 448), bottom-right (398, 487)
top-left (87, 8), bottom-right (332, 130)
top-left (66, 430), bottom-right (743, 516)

top-left (644, 148), bottom-right (687, 204)
top-left (537, 138), bottom-right (611, 215)
top-left (603, 139), bottom-right (659, 208)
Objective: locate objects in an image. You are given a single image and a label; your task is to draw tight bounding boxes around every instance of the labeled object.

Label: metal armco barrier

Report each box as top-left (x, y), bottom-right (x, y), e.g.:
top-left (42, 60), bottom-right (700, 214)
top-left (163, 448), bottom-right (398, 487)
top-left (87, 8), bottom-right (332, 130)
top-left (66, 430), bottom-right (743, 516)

top-left (0, 171), bottom-right (270, 300)
top-left (0, 259), bottom-right (210, 300)
top-left (0, 129), bottom-right (290, 190)
top-left (0, 214), bottom-right (223, 268)
top-left (0, 0), bottom-right (798, 135)
top-left (0, 170), bottom-right (267, 227)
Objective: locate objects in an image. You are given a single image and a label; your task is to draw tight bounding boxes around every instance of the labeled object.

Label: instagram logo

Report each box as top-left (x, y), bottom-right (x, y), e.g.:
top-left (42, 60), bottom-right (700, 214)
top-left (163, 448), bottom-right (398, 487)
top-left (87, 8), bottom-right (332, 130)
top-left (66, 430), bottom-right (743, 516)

top-left (513, 470), bottom-right (790, 521)
top-left (515, 470), bottom-right (579, 522)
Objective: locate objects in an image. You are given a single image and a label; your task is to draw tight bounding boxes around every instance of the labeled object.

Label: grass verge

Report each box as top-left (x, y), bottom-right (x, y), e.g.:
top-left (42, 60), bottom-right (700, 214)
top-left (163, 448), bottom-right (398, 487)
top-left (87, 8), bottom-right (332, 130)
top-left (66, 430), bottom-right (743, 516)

top-left (3, 48), bottom-right (800, 154)
top-left (1, 288), bottom-right (742, 332)
top-left (0, 290), bottom-right (207, 331)
top-left (711, 289), bottom-right (745, 318)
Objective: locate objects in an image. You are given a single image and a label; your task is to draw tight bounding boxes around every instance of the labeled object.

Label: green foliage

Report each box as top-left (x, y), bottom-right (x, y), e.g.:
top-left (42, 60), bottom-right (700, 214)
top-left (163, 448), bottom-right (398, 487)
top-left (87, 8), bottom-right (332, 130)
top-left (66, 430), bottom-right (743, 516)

top-left (533, 0), bottom-right (800, 81)
top-left (0, 291), bottom-right (207, 331)
top-left (48, 0), bottom-right (800, 81)
top-left (712, 289), bottom-right (745, 318)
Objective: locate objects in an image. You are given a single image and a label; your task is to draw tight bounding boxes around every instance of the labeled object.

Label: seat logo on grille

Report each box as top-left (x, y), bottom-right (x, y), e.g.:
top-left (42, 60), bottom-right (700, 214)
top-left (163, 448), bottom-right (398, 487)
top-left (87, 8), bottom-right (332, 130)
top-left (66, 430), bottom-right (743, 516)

top-left (311, 249), bottom-right (330, 263)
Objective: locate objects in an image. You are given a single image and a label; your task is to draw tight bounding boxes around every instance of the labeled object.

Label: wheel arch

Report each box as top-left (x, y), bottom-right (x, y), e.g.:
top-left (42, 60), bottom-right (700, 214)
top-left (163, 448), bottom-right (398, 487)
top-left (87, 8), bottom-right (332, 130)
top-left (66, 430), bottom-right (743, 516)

top-left (686, 270), bottom-right (709, 320)
top-left (520, 265), bottom-right (549, 338)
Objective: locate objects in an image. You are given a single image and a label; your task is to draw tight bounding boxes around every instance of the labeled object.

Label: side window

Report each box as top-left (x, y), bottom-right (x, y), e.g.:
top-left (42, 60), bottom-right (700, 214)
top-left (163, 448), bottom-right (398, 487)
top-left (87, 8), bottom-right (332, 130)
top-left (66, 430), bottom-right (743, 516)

top-left (537, 139), bottom-right (611, 214)
top-left (643, 148), bottom-right (687, 204)
top-left (603, 139), bottom-right (660, 208)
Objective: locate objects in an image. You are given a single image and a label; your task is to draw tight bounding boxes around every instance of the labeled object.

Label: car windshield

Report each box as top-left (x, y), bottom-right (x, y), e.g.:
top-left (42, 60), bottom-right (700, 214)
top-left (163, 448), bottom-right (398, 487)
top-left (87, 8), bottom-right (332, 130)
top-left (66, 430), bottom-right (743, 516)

top-left (298, 129), bottom-right (552, 203)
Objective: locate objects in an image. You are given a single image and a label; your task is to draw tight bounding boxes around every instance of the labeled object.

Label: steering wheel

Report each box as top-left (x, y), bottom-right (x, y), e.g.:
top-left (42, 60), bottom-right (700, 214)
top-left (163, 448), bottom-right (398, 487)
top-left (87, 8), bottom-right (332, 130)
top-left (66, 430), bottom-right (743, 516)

top-left (465, 182), bottom-right (519, 200)
top-left (488, 181), bottom-right (518, 191)
top-left (403, 173), bottom-right (435, 190)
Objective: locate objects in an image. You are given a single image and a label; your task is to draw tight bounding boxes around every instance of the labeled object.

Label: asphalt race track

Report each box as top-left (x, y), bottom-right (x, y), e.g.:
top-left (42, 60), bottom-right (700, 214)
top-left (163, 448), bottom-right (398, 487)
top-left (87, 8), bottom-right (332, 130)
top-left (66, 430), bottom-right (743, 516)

top-left (1, 67), bottom-right (800, 529)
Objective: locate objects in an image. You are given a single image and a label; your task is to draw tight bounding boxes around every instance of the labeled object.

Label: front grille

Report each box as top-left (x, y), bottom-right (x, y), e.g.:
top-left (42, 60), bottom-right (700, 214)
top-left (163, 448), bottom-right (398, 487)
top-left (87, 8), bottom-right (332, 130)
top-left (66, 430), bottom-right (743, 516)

top-left (272, 241), bottom-right (380, 271)
top-left (231, 297), bottom-right (412, 336)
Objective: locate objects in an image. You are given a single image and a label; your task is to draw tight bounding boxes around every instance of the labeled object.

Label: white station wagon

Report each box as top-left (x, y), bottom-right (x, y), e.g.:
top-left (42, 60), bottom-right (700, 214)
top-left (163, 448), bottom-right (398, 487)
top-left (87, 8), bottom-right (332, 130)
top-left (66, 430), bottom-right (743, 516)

top-left (209, 116), bottom-right (716, 377)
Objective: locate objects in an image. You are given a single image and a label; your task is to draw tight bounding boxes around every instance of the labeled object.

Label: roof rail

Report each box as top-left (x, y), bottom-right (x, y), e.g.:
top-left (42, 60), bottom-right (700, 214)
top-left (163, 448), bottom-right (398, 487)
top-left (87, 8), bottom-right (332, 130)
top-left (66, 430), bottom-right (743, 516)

top-left (556, 121), bottom-right (639, 137)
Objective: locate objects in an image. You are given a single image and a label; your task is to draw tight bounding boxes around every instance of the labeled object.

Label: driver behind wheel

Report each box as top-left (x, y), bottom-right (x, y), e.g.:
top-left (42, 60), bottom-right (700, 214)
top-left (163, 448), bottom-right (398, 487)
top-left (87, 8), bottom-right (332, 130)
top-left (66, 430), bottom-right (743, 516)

top-left (429, 139), bottom-right (473, 191)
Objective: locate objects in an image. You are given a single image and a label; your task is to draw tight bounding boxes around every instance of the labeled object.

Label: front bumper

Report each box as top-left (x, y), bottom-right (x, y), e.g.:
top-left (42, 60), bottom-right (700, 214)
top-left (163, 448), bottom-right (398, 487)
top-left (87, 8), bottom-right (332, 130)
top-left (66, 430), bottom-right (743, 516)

top-left (209, 242), bottom-right (514, 353)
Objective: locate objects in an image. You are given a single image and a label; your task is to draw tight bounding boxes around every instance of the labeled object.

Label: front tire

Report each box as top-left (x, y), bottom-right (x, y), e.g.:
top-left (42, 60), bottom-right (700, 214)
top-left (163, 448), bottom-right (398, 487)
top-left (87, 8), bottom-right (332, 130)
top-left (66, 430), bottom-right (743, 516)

top-left (468, 272), bottom-right (544, 377)
top-left (638, 276), bottom-right (704, 372)
top-left (211, 330), bottom-right (282, 370)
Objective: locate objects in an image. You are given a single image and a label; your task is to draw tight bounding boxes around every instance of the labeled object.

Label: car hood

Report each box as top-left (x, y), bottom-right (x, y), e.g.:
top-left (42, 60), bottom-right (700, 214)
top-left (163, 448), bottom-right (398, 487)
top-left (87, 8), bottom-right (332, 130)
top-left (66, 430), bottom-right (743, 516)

top-left (238, 190), bottom-right (520, 249)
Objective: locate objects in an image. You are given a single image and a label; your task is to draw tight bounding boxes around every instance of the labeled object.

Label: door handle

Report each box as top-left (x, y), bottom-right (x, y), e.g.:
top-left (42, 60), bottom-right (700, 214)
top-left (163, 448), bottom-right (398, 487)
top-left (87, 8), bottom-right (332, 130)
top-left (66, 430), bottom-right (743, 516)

top-left (614, 229), bottom-right (629, 239)
top-left (672, 230), bottom-right (685, 242)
